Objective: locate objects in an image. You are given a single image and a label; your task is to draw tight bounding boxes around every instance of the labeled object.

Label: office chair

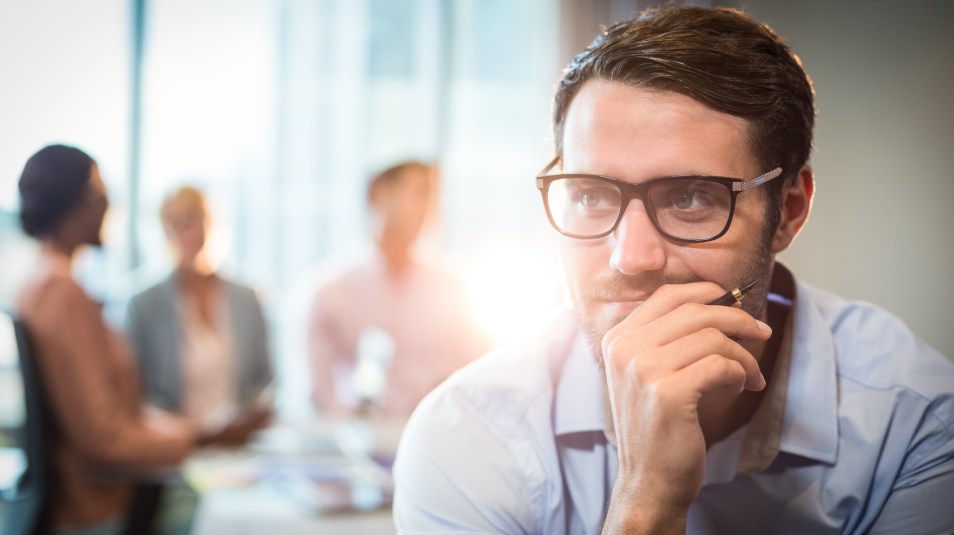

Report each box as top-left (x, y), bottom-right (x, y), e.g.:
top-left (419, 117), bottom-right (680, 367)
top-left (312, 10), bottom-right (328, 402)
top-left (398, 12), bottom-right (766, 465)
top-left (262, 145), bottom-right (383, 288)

top-left (0, 310), bottom-right (53, 535)
top-left (1, 308), bottom-right (166, 535)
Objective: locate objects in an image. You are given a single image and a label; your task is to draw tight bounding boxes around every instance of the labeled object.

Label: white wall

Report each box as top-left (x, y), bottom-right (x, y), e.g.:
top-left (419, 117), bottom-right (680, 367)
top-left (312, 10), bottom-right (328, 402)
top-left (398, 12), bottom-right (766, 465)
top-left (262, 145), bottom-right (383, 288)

top-left (738, 0), bottom-right (954, 358)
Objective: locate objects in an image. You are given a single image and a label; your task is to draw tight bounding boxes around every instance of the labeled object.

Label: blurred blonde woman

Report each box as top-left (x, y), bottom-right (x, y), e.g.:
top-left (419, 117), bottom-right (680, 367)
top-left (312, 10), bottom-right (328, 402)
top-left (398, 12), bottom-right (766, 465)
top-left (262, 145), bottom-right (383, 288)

top-left (125, 186), bottom-right (273, 445)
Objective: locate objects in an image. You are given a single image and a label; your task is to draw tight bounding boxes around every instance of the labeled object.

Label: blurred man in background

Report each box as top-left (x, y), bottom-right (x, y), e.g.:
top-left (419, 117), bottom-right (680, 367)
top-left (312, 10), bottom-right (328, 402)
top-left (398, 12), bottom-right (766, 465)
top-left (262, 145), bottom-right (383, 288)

top-left (307, 161), bottom-right (490, 419)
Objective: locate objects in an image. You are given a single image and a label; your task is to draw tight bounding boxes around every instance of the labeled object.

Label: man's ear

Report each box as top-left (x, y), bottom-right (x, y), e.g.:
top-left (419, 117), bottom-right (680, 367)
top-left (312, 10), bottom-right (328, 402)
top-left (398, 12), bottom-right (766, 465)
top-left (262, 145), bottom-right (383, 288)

top-left (771, 165), bottom-right (814, 254)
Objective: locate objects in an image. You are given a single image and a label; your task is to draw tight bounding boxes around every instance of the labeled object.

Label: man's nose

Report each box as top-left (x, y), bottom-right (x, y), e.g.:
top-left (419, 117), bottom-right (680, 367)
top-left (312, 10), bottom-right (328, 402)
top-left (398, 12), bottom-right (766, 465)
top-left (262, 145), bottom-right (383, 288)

top-left (609, 200), bottom-right (667, 275)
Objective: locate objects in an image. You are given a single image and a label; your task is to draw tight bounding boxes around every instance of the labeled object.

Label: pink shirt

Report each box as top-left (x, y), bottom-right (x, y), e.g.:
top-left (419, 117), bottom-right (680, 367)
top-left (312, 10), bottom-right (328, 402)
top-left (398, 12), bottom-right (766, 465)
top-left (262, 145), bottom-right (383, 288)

top-left (308, 247), bottom-right (491, 418)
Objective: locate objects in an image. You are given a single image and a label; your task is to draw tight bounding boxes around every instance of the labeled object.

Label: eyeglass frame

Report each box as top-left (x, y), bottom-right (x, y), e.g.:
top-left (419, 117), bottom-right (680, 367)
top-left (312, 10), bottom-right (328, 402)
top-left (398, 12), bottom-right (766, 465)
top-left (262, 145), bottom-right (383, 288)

top-left (535, 157), bottom-right (784, 243)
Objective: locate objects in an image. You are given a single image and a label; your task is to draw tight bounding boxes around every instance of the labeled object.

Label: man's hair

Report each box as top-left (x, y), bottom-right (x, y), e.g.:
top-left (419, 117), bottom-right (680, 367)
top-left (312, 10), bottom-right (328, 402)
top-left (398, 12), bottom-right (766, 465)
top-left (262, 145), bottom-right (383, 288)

top-left (553, 6), bottom-right (816, 228)
top-left (366, 160), bottom-right (436, 205)
top-left (18, 144), bottom-right (95, 238)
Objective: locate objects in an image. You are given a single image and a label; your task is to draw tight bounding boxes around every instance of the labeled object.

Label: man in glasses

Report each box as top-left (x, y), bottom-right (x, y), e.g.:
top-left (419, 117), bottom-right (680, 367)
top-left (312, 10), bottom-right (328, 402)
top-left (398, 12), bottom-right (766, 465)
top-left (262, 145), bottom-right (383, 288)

top-left (393, 6), bottom-right (954, 534)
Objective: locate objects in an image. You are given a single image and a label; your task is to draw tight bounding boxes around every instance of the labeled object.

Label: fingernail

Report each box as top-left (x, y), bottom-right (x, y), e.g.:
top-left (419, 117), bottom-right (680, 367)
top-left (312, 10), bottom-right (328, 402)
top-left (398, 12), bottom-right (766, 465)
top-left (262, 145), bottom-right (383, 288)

top-left (756, 320), bottom-right (772, 335)
top-left (757, 372), bottom-right (767, 390)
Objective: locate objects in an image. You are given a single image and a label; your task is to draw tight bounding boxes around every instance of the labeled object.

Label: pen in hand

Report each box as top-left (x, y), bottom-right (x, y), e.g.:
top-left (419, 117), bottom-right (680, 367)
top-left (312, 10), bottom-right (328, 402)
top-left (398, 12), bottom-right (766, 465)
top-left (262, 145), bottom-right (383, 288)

top-left (708, 279), bottom-right (758, 306)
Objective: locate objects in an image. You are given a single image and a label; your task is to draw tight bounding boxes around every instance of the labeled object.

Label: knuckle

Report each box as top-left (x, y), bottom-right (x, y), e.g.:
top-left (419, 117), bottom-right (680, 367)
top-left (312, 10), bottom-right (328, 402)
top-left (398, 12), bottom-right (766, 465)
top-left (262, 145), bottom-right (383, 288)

top-left (722, 357), bottom-right (743, 374)
top-left (604, 338), bottom-right (656, 384)
top-left (698, 326), bottom-right (725, 345)
top-left (707, 354), bottom-right (739, 376)
top-left (603, 337), bottom-right (634, 370)
top-left (681, 301), bottom-right (707, 316)
top-left (627, 354), bottom-right (653, 383)
top-left (727, 359), bottom-right (747, 380)
top-left (604, 321), bottom-right (623, 340)
top-left (602, 338), bottom-right (620, 365)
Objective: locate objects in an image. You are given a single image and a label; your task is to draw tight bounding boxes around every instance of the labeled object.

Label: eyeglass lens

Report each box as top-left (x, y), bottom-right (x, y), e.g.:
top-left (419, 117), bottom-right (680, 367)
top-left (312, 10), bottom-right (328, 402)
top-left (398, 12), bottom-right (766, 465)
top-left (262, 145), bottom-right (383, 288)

top-left (546, 176), bottom-right (733, 240)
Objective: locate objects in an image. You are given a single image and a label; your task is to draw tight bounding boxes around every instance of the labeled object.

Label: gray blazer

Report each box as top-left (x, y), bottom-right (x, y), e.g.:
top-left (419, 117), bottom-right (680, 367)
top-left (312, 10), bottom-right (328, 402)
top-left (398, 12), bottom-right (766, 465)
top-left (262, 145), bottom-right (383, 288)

top-left (124, 274), bottom-right (273, 412)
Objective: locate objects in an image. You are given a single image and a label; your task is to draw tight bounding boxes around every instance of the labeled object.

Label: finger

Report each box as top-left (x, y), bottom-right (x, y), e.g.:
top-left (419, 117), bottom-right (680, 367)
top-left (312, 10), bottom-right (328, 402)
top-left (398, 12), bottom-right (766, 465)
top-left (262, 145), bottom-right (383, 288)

top-left (610, 301), bottom-right (772, 349)
top-left (661, 330), bottom-right (766, 391)
top-left (606, 326), bottom-right (766, 392)
top-left (658, 354), bottom-right (749, 400)
top-left (608, 281), bottom-right (728, 336)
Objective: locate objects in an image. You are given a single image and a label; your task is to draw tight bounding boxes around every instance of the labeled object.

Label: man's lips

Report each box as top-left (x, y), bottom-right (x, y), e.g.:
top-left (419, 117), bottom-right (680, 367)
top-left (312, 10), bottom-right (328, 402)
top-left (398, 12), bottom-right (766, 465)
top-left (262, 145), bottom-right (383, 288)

top-left (597, 295), bottom-right (649, 315)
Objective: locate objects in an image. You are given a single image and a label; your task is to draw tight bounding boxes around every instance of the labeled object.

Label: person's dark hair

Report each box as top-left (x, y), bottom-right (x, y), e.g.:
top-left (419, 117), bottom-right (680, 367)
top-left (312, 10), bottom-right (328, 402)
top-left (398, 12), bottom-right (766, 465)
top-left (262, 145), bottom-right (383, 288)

top-left (553, 6), bottom-right (816, 231)
top-left (366, 160), bottom-right (436, 205)
top-left (18, 144), bottom-right (95, 238)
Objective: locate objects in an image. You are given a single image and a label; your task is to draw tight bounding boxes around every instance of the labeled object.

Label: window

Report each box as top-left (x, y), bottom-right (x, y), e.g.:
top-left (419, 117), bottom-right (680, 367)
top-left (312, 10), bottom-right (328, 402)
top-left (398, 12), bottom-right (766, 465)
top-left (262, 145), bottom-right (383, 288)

top-left (137, 0), bottom-right (563, 411)
top-left (0, 0), bottom-right (130, 307)
top-left (0, 0), bottom-right (564, 413)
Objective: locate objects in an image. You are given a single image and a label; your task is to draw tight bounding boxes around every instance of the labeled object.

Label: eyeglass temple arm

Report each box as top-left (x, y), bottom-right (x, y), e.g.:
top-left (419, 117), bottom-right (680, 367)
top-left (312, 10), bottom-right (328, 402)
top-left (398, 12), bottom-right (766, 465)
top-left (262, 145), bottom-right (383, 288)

top-left (537, 157), bottom-right (561, 177)
top-left (732, 167), bottom-right (783, 192)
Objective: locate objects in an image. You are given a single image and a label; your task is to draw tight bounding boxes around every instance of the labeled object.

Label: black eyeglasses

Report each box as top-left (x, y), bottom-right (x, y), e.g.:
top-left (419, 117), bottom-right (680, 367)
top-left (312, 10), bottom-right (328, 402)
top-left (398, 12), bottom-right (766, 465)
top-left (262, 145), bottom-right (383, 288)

top-left (535, 157), bottom-right (783, 242)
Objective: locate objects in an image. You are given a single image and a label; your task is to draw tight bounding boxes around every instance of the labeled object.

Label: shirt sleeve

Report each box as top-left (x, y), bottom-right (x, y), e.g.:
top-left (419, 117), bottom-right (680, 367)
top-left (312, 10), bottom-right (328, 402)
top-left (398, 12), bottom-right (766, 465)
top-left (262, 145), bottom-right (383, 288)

top-left (865, 415), bottom-right (954, 535)
top-left (393, 387), bottom-right (536, 534)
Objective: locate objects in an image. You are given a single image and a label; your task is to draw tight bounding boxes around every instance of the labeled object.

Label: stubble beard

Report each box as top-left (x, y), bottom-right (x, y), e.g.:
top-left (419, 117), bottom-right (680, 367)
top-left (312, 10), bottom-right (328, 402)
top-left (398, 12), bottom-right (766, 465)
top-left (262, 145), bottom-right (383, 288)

top-left (571, 233), bottom-right (775, 370)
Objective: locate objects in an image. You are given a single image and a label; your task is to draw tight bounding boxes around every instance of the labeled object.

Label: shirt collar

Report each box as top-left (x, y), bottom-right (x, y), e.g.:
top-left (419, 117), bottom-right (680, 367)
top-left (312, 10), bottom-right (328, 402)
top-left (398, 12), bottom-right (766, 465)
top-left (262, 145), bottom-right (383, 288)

top-left (739, 263), bottom-right (839, 470)
top-left (776, 269), bottom-right (839, 464)
top-left (737, 265), bottom-right (796, 473)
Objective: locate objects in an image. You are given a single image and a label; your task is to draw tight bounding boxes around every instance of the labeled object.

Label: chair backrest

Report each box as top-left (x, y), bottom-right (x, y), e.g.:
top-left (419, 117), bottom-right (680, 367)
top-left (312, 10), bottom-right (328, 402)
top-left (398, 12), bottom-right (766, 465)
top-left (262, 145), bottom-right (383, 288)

top-left (0, 309), bottom-right (52, 535)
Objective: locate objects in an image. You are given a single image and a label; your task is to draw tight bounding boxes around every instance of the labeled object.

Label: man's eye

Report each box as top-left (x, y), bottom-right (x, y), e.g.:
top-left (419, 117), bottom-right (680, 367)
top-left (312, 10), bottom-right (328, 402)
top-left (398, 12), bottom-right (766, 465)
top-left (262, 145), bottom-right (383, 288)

top-left (572, 188), bottom-right (616, 209)
top-left (665, 185), bottom-right (718, 211)
top-left (673, 189), bottom-right (702, 210)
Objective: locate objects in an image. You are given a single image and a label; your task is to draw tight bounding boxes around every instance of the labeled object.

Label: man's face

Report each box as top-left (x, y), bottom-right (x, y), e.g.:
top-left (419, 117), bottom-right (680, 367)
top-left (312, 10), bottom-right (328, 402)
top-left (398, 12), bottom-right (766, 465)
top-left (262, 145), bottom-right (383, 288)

top-left (559, 80), bottom-right (776, 363)
top-left (375, 168), bottom-right (435, 246)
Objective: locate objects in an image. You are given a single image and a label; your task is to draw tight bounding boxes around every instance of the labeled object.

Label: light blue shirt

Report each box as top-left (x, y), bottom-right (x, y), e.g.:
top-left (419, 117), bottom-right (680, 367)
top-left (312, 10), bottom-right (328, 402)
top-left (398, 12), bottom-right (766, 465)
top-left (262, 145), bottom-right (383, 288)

top-left (393, 274), bottom-right (954, 534)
